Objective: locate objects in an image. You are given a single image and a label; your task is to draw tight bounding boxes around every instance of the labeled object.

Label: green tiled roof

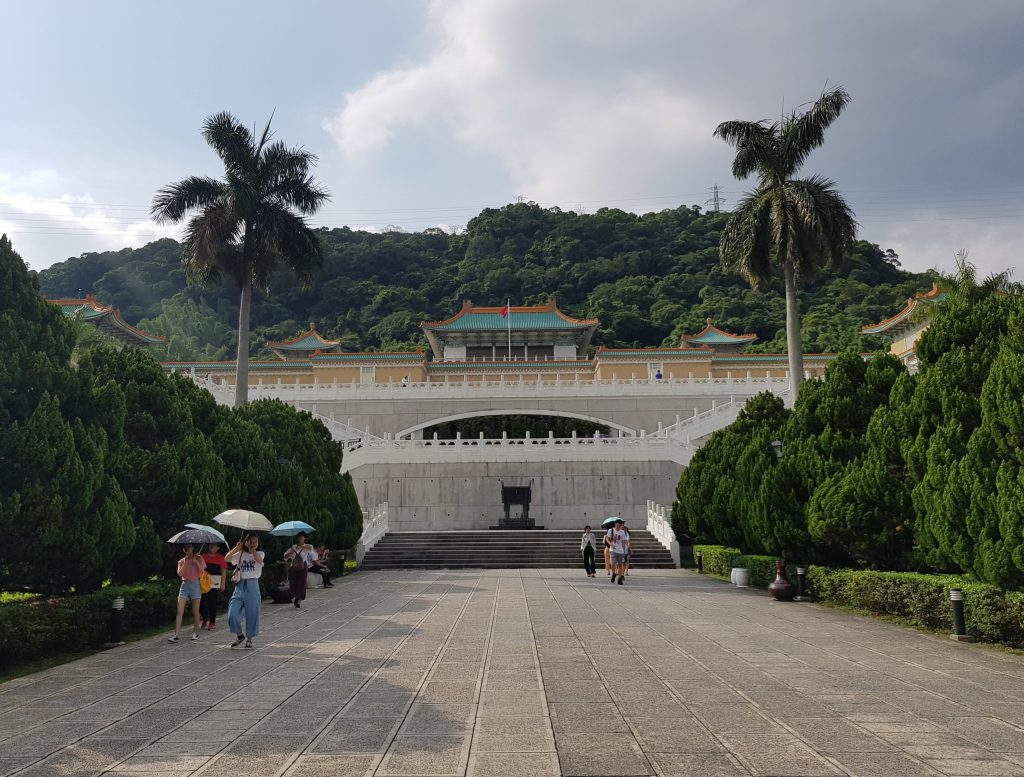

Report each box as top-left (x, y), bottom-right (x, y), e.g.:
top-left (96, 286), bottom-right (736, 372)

top-left (311, 352), bottom-right (424, 362)
top-left (598, 349), bottom-right (710, 358)
top-left (163, 360), bottom-right (312, 369)
top-left (686, 330), bottom-right (757, 344)
top-left (58, 302), bottom-right (105, 320)
top-left (427, 360), bottom-right (591, 370)
top-left (275, 333), bottom-right (334, 350)
top-left (711, 354), bottom-right (844, 362)
top-left (428, 311), bottom-right (591, 331)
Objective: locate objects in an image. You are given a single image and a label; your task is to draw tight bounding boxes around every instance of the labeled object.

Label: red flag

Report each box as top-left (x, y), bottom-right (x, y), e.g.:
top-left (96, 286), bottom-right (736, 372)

top-left (501, 303), bottom-right (509, 318)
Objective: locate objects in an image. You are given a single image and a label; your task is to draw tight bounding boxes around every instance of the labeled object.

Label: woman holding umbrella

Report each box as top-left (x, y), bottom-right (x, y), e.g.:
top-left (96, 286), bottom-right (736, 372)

top-left (283, 531), bottom-right (318, 608)
top-left (225, 533), bottom-right (265, 649)
top-left (169, 543), bottom-right (206, 643)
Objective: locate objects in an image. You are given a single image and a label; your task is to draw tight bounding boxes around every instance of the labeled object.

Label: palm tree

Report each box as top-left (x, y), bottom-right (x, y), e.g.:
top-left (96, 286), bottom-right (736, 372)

top-left (714, 87), bottom-right (857, 398)
top-left (152, 112), bottom-right (329, 405)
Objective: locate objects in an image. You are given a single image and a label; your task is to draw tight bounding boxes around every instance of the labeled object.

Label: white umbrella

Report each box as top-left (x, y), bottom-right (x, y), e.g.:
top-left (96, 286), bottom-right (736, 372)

top-left (213, 509), bottom-right (273, 532)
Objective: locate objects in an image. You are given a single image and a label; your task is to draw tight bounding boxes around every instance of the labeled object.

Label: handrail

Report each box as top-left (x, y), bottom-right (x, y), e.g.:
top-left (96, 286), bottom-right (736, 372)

top-left (202, 375), bottom-right (793, 401)
top-left (356, 502), bottom-right (389, 565)
top-left (646, 499), bottom-right (680, 567)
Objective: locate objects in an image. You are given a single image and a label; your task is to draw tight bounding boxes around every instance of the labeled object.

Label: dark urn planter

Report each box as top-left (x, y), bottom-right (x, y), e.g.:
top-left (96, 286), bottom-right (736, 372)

top-left (768, 559), bottom-right (796, 601)
top-left (270, 563), bottom-right (292, 604)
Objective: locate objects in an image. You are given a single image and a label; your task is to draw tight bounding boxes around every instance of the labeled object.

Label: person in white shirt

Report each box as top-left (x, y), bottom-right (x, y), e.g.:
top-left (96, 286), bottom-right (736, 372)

top-left (580, 526), bottom-right (597, 577)
top-left (225, 533), bottom-right (265, 649)
top-left (607, 519), bottom-right (630, 585)
top-left (284, 531), bottom-right (319, 609)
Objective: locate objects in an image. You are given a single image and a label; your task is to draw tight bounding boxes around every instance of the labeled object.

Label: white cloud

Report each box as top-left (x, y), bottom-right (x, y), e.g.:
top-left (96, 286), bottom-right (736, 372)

top-left (324, 0), bottom-right (718, 206)
top-left (0, 170), bottom-right (179, 269)
top-left (324, 0), bottom-right (1024, 275)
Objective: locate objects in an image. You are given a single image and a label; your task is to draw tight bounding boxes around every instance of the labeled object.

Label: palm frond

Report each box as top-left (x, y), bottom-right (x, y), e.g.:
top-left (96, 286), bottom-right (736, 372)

top-left (252, 203), bottom-right (324, 287)
top-left (150, 176), bottom-right (227, 223)
top-left (180, 205), bottom-right (241, 284)
top-left (713, 120), bottom-right (779, 180)
top-left (783, 176), bottom-right (857, 284)
top-left (780, 86), bottom-right (851, 175)
top-left (260, 142), bottom-right (330, 214)
top-left (719, 189), bottom-right (774, 288)
top-left (202, 112), bottom-right (257, 179)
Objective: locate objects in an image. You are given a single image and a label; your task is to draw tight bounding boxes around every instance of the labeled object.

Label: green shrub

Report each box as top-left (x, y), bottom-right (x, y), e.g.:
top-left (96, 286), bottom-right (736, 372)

top-left (735, 554), bottom-right (780, 589)
top-left (805, 567), bottom-right (1024, 647)
top-left (693, 545), bottom-right (740, 577)
top-left (0, 580), bottom-right (179, 667)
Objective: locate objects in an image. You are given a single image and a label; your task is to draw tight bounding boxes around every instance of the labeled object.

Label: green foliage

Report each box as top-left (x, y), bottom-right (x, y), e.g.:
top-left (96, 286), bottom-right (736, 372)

top-left (692, 545), bottom-right (741, 577)
top-left (0, 580), bottom-right (195, 668)
top-left (137, 294), bottom-right (234, 361)
top-left (1, 234), bottom-right (364, 595)
top-left (0, 236), bottom-right (134, 593)
top-left (806, 567), bottom-right (1024, 647)
top-left (37, 206), bottom-right (930, 359)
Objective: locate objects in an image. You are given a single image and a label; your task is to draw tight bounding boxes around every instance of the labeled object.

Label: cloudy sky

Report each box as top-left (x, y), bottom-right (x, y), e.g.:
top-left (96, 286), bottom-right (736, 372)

top-left (3, 0), bottom-right (1023, 276)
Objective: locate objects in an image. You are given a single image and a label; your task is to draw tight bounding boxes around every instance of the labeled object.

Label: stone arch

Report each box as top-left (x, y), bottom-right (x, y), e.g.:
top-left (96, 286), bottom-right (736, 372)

top-left (394, 408), bottom-right (637, 440)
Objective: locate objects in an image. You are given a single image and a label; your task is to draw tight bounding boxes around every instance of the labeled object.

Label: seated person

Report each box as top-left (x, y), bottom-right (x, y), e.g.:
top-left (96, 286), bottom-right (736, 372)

top-left (311, 544), bottom-right (333, 588)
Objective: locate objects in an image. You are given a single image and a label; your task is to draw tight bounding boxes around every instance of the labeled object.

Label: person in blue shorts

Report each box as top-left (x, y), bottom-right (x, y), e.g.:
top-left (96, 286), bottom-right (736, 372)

top-left (168, 544), bottom-right (206, 643)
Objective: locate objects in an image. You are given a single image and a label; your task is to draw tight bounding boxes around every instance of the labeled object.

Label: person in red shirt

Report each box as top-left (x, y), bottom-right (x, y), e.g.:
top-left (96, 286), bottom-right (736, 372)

top-left (200, 544), bottom-right (227, 631)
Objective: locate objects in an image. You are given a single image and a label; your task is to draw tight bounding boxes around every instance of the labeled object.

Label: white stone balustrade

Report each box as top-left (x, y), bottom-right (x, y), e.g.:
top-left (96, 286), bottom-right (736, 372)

top-left (356, 502), bottom-right (389, 565)
top-left (339, 432), bottom-right (697, 473)
top-left (201, 374), bottom-right (792, 401)
top-left (646, 499), bottom-right (680, 568)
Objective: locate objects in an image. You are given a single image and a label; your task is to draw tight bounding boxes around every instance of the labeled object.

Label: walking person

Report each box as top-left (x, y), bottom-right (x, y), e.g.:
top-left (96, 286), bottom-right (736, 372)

top-left (284, 531), bottom-right (317, 608)
top-left (603, 527), bottom-right (613, 575)
top-left (621, 522), bottom-right (631, 578)
top-left (226, 533), bottom-right (264, 649)
top-left (199, 543), bottom-right (226, 631)
top-left (581, 525), bottom-right (597, 577)
top-left (169, 544), bottom-right (206, 643)
top-left (607, 519), bottom-right (630, 585)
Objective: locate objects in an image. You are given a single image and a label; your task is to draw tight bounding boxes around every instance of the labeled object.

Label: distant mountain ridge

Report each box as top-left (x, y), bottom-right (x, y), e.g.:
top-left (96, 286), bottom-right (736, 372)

top-left (36, 202), bottom-right (933, 361)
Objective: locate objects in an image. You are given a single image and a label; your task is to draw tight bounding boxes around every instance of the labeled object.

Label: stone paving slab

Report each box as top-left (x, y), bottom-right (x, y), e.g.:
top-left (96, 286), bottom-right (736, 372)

top-left (9, 569), bottom-right (1024, 775)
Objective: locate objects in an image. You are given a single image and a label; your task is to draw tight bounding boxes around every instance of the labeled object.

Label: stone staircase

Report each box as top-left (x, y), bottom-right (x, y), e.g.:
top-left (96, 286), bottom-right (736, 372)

top-left (360, 530), bottom-right (676, 570)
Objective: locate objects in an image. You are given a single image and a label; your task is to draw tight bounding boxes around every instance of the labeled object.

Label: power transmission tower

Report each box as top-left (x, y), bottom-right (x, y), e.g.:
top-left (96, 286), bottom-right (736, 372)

top-left (705, 184), bottom-right (725, 213)
top-left (514, 194), bottom-right (526, 204)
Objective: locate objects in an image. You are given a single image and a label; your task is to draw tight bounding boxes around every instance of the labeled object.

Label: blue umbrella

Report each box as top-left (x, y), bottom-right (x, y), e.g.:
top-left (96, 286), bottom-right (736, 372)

top-left (601, 517), bottom-right (620, 529)
top-left (270, 520), bottom-right (316, 537)
top-left (184, 523), bottom-right (227, 544)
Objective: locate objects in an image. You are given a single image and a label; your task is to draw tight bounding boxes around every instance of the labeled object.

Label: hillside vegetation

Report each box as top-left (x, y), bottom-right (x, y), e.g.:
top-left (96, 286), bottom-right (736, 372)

top-left (38, 203), bottom-right (933, 361)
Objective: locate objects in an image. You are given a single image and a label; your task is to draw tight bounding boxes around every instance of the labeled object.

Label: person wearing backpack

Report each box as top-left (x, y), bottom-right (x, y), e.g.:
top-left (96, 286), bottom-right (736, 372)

top-left (199, 543), bottom-right (227, 631)
top-left (284, 532), bottom-right (318, 609)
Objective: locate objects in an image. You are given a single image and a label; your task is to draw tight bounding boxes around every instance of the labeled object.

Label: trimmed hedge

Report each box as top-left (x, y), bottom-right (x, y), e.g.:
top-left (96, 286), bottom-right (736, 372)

top-left (694, 545), bottom-right (741, 577)
top-left (692, 546), bottom-right (793, 588)
top-left (0, 580), bottom-right (179, 667)
top-left (693, 544), bottom-right (1024, 648)
top-left (807, 567), bottom-right (1024, 647)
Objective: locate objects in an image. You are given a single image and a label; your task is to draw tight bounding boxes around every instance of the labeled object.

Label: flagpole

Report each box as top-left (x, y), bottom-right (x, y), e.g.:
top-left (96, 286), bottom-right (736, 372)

top-left (507, 298), bottom-right (512, 361)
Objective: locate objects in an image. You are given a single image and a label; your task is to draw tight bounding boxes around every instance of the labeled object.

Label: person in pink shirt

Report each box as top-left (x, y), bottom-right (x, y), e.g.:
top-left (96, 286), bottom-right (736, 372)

top-left (168, 544), bottom-right (206, 643)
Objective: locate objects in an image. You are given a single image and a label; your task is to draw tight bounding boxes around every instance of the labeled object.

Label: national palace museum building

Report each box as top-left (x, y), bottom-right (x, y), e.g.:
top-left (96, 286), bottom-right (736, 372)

top-left (52, 291), bottom-right (940, 384)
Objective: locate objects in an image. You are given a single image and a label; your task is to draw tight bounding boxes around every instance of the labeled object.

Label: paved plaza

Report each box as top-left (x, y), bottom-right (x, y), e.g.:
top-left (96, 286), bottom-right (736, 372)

top-left (5, 571), bottom-right (1024, 776)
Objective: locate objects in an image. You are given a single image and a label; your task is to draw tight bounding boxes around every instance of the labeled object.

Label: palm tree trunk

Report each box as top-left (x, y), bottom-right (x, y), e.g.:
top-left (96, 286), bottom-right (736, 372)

top-left (234, 274), bottom-right (251, 406)
top-left (783, 261), bottom-right (803, 399)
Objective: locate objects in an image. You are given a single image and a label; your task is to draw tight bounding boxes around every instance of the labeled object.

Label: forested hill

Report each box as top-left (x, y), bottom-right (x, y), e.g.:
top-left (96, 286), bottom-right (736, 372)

top-left (37, 203), bottom-right (933, 360)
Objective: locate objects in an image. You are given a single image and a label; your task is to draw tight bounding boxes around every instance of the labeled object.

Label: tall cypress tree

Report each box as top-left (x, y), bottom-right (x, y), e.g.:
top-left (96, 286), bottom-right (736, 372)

top-left (0, 236), bottom-right (133, 592)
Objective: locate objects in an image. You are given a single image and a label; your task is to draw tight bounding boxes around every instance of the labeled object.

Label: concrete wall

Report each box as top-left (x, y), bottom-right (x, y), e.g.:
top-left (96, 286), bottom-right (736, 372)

top-left (350, 459), bottom-right (681, 531)
top-left (296, 395), bottom-right (728, 439)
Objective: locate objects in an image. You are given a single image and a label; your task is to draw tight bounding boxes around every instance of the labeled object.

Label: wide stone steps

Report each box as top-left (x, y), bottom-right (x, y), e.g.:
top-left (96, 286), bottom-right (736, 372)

top-left (360, 530), bottom-right (676, 570)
